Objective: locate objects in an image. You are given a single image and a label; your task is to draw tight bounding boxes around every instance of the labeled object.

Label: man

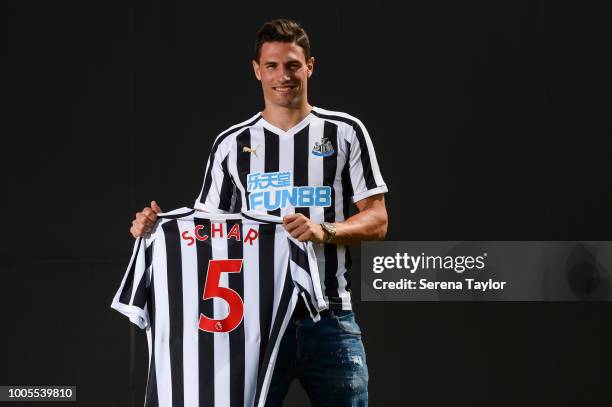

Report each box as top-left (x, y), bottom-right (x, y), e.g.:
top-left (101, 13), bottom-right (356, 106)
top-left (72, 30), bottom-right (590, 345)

top-left (130, 19), bottom-right (388, 406)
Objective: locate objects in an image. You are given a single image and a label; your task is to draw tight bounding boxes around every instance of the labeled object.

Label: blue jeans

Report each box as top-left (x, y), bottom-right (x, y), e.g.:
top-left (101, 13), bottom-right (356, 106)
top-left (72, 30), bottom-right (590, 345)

top-left (265, 310), bottom-right (369, 407)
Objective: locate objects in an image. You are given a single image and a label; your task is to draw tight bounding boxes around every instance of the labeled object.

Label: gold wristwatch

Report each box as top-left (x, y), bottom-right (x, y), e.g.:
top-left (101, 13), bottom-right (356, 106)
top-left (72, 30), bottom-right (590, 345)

top-left (320, 222), bottom-right (337, 244)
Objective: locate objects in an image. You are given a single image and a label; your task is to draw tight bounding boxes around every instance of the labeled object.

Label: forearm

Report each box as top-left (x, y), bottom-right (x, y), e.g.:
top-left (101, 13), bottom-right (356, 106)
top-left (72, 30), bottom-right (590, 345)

top-left (332, 196), bottom-right (388, 246)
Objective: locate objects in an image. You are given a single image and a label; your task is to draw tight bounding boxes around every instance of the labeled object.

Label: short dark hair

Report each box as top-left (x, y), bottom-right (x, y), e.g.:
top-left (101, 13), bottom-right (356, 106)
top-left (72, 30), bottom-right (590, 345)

top-left (254, 19), bottom-right (311, 62)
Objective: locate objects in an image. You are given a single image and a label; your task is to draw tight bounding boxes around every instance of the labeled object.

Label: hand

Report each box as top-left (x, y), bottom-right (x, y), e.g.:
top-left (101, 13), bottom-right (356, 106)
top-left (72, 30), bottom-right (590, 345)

top-left (282, 213), bottom-right (326, 243)
top-left (130, 200), bottom-right (163, 238)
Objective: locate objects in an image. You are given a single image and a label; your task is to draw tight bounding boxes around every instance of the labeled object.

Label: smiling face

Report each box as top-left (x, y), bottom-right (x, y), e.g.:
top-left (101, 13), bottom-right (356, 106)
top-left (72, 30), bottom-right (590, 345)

top-left (252, 41), bottom-right (314, 109)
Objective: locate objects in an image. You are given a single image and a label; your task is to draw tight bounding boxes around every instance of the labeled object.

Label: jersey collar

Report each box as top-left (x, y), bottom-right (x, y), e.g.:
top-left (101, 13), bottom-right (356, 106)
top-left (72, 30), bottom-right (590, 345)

top-left (258, 107), bottom-right (315, 136)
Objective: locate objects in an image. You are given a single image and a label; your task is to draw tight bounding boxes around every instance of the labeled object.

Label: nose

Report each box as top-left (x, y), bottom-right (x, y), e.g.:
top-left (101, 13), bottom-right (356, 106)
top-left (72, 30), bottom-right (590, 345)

top-left (281, 67), bottom-right (292, 81)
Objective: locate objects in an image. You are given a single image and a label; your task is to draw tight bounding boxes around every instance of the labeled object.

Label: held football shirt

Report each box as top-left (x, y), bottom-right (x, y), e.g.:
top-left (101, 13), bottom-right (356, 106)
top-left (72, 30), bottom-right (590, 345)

top-left (111, 208), bottom-right (327, 407)
top-left (194, 106), bottom-right (388, 310)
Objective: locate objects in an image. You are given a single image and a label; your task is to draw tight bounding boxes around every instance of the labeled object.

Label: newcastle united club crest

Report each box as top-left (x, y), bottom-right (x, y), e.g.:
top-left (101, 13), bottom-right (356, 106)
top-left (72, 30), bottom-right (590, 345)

top-left (311, 137), bottom-right (335, 157)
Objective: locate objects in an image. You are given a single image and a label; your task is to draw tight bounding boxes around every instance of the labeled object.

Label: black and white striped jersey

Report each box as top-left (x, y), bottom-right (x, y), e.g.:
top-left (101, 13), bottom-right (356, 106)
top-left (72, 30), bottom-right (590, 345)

top-left (194, 106), bottom-right (387, 310)
top-left (111, 208), bottom-right (326, 407)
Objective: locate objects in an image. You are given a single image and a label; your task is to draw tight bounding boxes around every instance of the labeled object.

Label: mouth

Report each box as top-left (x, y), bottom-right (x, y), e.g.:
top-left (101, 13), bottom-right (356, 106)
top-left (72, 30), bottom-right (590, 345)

top-left (272, 85), bottom-right (297, 94)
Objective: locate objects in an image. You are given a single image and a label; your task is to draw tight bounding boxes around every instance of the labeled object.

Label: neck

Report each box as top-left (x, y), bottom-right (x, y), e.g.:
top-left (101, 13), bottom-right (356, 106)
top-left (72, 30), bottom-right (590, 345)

top-left (261, 102), bottom-right (313, 131)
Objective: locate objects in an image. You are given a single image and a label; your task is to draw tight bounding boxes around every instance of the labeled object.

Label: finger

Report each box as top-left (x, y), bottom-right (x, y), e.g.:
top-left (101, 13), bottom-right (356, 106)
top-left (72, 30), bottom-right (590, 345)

top-left (130, 225), bottom-right (146, 238)
top-left (137, 210), bottom-right (156, 225)
top-left (284, 218), bottom-right (305, 233)
top-left (296, 230), bottom-right (312, 242)
top-left (135, 214), bottom-right (152, 228)
top-left (282, 216), bottom-right (297, 228)
top-left (151, 200), bottom-right (163, 213)
top-left (133, 219), bottom-right (151, 233)
top-left (282, 214), bottom-right (299, 225)
top-left (289, 223), bottom-right (309, 239)
top-left (142, 208), bottom-right (158, 223)
top-left (286, 214), bottom-right (308, 228)
top-left (283, 222), bottom-right (297, 233)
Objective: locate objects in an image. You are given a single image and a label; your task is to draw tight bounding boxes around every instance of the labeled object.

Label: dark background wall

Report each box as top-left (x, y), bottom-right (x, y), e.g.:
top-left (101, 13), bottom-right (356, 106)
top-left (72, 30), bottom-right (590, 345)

top-left (2, 0), bottom-right (612, 406)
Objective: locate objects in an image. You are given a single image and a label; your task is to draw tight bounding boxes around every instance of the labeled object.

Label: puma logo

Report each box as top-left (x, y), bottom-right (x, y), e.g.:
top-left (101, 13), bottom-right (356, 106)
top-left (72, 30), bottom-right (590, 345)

top-left (242, 144), bottom-right (260, 157)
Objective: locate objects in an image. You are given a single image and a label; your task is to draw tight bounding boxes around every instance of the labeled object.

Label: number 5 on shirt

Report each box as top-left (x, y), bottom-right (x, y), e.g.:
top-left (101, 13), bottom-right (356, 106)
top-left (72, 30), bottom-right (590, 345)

top-left (199, 259), bottom-right (244, 333)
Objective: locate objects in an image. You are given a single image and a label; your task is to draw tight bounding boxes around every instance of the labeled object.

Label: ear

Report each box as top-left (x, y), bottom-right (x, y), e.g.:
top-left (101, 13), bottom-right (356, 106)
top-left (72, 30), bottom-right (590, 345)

top-left (306, 57), bottom-right (315, 79)
top-left (252, 59), bottom-right (262, 81)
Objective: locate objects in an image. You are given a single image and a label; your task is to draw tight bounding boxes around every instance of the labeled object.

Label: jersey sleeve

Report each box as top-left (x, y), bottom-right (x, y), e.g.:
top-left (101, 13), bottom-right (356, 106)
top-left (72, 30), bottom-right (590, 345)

top-left (194, 137), bottom-right (237, 213)
top-left (286, 237), bottom-right (328, 321)
top-left (345, 120), bottom-right (388, 203)
top-left (110, 237), bottom-right (152, 329)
